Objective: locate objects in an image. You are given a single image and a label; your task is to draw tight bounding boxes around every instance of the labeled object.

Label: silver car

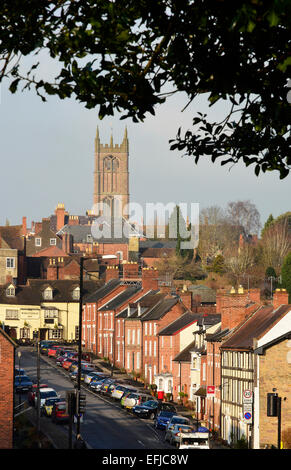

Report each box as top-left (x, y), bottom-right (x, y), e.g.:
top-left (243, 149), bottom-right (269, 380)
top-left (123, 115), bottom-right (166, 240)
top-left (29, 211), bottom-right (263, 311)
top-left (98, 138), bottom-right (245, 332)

top-left (165, 423), bottom-right (195, 447)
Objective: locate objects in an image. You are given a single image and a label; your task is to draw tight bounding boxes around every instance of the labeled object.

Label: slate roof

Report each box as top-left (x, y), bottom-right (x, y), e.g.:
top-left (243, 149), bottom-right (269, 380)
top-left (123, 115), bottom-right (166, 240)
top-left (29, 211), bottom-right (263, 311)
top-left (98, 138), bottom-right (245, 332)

top-left (220, 304), bottom-right (291, 350)
top-left (139, 240), bottom-right (177, 249)
top-left (141, 296), bottom-right (181, 321)
top-left (58, 216), bottom-right (142, 244)
top-left (0, 225), bottom-right (24, 250)
top-left (83, 278), bottom-right (120, 303)
top-left (98, 285), bottom-right (142, 311)
top-left (158, 312), bottom-right (200, 336)
top-left (173, 341), bottom-right (196, 362)
top-left (158, 312), bottom-right (221, 336)
top-left (115, 290), bottom-right (160, 319)
top-left (0, 279), bottom-right (101, 306)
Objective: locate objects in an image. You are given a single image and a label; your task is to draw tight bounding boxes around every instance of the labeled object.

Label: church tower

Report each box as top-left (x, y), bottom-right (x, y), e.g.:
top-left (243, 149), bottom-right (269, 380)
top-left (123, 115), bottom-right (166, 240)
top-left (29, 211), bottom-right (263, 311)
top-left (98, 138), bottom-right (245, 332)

top-left (93, 127), bottom-right (129, 218)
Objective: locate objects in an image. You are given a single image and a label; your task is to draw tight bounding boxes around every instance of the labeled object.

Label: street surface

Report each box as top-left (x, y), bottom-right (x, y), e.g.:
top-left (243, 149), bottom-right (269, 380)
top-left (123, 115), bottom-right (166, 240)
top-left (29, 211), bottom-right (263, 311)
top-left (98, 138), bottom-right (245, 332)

top-left (17, 347), bottom-right (173, 449)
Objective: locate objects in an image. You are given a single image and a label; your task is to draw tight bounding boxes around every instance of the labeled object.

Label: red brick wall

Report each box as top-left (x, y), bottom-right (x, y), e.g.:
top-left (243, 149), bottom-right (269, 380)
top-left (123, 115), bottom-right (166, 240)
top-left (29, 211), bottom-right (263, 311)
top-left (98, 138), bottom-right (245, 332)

top-left (205, 340), bottom-right (221, 432)
top-left (143, 302), bottom-right (186, 383)
top-left (0, 333), bottom-right (14, 449)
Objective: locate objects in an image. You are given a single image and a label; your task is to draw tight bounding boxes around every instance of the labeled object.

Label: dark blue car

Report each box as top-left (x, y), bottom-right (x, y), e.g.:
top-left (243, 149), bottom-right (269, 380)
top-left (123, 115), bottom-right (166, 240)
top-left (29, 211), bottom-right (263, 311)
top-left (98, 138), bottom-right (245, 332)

top-left (14, 375), bottom-right (34, 393)
top-left (154, 410), bottom-right (176, 430)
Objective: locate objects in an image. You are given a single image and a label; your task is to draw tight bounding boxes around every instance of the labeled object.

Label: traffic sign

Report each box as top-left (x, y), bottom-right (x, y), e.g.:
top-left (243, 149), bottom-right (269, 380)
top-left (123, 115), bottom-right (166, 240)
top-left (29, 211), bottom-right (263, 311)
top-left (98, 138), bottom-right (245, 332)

top-left (207, 385), bottom-right (215, 397)
top-left (243, 389), bottom-right (253, 403)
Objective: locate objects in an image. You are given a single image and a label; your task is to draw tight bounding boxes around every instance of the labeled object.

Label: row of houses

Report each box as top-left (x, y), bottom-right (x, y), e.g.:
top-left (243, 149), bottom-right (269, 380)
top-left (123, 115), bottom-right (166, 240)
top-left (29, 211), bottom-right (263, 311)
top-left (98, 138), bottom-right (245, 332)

top-left (82, 272), bottom-right (291, 449)
top-left (0, 258), bottom-right (290, 449)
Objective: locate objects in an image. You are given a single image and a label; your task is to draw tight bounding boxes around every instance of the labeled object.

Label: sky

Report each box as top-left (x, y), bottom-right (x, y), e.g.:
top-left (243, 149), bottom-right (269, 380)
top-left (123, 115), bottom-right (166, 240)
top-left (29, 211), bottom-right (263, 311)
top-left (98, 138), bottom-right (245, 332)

top-left (0, 54), bottom-right (290, 232)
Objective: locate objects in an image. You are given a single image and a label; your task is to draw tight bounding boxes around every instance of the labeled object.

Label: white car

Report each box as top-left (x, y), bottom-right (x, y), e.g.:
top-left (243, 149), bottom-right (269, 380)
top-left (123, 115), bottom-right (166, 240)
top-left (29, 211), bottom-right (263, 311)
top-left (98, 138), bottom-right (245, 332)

top-left (111, 384), bottom-right (137, 400)
top-left (34, 387), bottom-right (60, 408)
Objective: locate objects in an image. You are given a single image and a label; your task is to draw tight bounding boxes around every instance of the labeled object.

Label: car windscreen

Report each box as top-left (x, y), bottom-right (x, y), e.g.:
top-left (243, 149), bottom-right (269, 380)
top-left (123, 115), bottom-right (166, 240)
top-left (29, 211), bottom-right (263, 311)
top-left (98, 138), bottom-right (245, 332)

top-left (45, 398), bottom-right (59, 406)
top-left (172, 417), bottom-right (189, 423)
top-left (15, 376), bottom-right (31, 382)
top-left (143, 401), bottom-right (157, 407)
top-left (175, 425), bottom-right (193, 432)
top-left (159, 411), bottom-right (174, 418)
top-left (56, 404), bottom-right (67, 411)
top-left (41, 391), bottom-right (58, 399)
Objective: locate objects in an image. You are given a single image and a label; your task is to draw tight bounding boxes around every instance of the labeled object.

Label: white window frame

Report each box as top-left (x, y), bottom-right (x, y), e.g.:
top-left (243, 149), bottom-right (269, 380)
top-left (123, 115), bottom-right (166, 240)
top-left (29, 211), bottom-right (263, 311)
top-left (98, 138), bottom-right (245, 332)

top-left (6, 257), bottom-right (15, 269)
top-left (35, 237), bottom-right (42, 247)
top-left (50, 238), bottom-right (57, 246)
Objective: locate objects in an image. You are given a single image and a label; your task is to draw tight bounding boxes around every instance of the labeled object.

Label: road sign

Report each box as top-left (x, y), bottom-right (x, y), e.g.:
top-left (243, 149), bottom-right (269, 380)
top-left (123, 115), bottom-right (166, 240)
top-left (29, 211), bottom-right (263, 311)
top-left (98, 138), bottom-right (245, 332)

top-left (243, 403), bottom-right (253, 423)
top-left (207, 386), bottom-right (215, 397)
top-left (243, 389), bottom-right (253, 403)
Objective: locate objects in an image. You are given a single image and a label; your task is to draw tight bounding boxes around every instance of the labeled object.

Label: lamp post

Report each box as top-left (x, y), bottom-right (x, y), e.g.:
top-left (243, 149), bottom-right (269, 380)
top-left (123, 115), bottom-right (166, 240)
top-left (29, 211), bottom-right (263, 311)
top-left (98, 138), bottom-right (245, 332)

top-left (76, 256), bottom-right (97, 437)
top-left (17, 351), bottom-right (21, 406)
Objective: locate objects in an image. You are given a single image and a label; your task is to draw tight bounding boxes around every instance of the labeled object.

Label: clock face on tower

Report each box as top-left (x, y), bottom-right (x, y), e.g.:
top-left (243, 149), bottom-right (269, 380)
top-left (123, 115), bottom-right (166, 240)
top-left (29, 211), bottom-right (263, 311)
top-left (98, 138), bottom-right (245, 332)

top-left (93, 128), bottom-right (129, 219)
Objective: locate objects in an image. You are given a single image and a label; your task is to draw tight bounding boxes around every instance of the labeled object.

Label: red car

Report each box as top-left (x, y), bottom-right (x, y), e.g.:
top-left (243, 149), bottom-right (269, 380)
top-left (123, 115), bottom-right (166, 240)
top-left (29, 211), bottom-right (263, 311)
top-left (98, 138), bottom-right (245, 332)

top-left (51, 401), bottom-right (69, 424)
top-left (62, 358), bottom-right (76, 370)
top-left (48, 345), bottom-right (63, 358)
top-left (27, 384), bottom-right (48, 406)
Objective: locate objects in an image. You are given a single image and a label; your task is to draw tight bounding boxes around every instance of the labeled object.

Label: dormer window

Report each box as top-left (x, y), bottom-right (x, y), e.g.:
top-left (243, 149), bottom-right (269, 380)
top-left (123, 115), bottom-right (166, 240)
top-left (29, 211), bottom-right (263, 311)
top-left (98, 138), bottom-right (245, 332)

top-left (6, 284), bottom-right (15, 297)
top-left (35, 237), bottom-right (42, 247)
top-left (43, 286), bottom-right (53, 300)
top-left (50, 238), bottom-right (57, 246)
top-left (72, 287), bottom-right (80, 300)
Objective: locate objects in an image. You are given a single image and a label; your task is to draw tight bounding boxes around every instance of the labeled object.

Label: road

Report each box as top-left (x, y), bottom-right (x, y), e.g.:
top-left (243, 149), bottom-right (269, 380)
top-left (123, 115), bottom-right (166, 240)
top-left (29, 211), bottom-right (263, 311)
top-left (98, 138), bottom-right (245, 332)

top-left (17, 347), bottom-right (172, 450)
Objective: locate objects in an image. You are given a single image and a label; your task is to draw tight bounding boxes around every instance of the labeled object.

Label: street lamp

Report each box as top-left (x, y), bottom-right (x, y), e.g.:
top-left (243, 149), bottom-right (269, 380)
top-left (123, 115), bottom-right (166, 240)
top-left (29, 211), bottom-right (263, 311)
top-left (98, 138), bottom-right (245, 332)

top-left (76, 256), bottom-right (98, 437)
top-left (17, 351), bottom-right (21, 406)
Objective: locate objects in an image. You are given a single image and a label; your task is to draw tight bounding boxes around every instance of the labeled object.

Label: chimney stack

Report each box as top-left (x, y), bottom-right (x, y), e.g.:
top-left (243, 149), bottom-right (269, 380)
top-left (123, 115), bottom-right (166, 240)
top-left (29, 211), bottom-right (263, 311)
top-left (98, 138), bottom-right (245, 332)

top-left (273, 289), bottom-right (289, 309)
top-left (105, 266), bottom-right (119, 283)
top-left (142, 267), bottom-right (159, 291)
top-left (55, 203), bottom-right (66, 232)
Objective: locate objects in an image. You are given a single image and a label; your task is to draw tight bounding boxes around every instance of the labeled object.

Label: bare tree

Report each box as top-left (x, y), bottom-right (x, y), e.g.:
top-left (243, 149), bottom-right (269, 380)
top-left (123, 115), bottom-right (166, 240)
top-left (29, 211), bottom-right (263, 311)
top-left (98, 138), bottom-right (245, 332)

top-left (223, 244), bottom-right (256, 287)
top-left (260, 218), bottom-right (291, 270)
top-left (226, 200), bottom-right (261, 235)
top-left (155, 253), bottom-right (206, 281)
top-left (198, 205), bottom-right (241, 267)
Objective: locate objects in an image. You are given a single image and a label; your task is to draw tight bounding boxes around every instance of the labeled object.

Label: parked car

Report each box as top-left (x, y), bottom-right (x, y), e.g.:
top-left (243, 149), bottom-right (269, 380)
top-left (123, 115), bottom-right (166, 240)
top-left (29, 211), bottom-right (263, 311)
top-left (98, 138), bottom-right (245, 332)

top-left (40, 341), bottom-right (59, 355)
top-left (56, 355), bottom-right (67, 366)
top-left (48, 345), bottom-right (63, 358)
top-left (154, 410), bottom-right (176, 430)
top-left (165, 415), bottom-right (191, 434)
top-left (164, 423), bottom-right (195, 447)
top-left (100, 378), bottom-right (117, 395)
top-left (34, 387), bottom-right (60, 408)
top-left (69, 360), bottom-right (92, 373)
top-left (14, 368), bottom-right (26, 376)
top-left (14, 375), bottom-right (34, 393)
top-left (111, 384), bottom-right (137, 401)
top-left (83, 371), bottom-right (106, 385)
top-left (51, 401), bottom-right (69, 424)
top-left (132, 400), bottom-right (176, 419)
top-left (89, 377), bottom-right (110, 392)
top-left (121, 392), bottom-right (151, 410)
top-left (27, 384), bottom-right (48, 406)
top-left (70, 367), bottom-right (95, 381)
top-left (62, 358), bottom-right (77, 370)
top-left (41, 397), bottom-right (62, 417)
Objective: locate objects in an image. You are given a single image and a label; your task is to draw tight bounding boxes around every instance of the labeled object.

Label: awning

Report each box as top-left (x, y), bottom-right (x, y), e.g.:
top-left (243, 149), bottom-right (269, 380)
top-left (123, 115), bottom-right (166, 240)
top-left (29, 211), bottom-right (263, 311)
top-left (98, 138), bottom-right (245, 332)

top-left (194, 386), bottom-right (206, 397)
